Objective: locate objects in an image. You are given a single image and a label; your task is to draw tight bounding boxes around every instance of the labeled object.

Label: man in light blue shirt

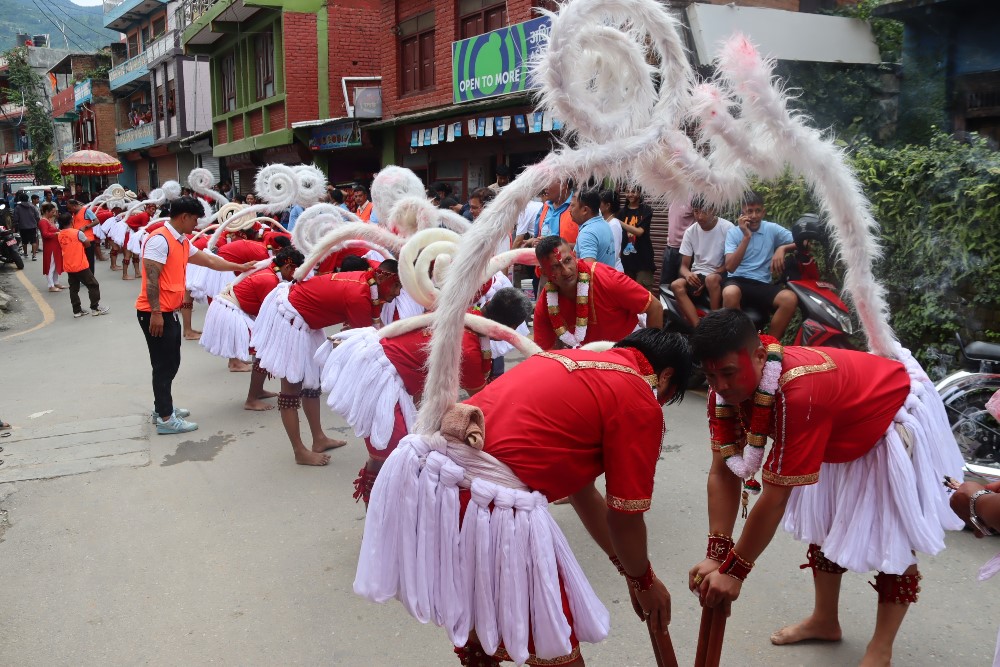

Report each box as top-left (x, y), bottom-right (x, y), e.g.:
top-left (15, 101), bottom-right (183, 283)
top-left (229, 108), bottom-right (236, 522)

top-left (537, 178), bottom-right (573, 238)
top-left (286, 204), bottom-right (304, 232)
top-left (571, 188), bottom-right (617, 268)
top-left (722, 191), bottom-right (798, 338)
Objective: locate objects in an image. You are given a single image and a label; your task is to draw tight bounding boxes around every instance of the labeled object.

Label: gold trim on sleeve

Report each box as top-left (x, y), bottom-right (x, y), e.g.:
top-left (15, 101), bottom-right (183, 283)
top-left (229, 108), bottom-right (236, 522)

top-left (607, 494), bottom-right (652, 512)
top-left (762, 469), bottom-right (820, 486)
top-left (778, 349), bottom-right (837, 388)
top-left (537, 351), bottom-right (655, 388)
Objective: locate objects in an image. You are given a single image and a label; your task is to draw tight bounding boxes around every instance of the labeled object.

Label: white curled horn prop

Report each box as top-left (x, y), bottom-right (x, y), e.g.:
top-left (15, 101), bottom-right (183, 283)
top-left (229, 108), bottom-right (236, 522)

top-left (292, 164), bottom-right (328, 207)
top-left (188, 167), bottom-right (229, 207)
top-left (294, 220), bottom-right (407, 282)
top-left (190, 223), bottom-right (219, 241)
top-left (485, 248), bottom-right (539, 277)
top-left (205, 164), bottom-right (299, 237)
top-left (292, 204), bottom-right (362, 255)
top-left (228, 257), bottom-right (275, 287)
top-left (374, 313), bottom-right (541, 360)
top-left (206, 203), bottom-right (247, 251)
top-left (125, 185), bottom-right (169, 215)
top-left (160, 180), bottom-right (183, 200)
top-left (398, 228), bottom-right (463, 310)
top-left (371, 165), bottom-right (427, 224)
top-left (386, 196), bottom-right (472, 238)
top-left (327, 239), bottom-right (396, 262)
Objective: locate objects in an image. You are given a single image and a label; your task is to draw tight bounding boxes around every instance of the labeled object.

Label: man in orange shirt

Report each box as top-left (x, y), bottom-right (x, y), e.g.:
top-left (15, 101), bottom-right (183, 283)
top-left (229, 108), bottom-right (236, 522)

top-left (68, 199), bottom-right (101, 273)
top-left (354, 184), bottom-right (373, 222)
top-left (532, 236), bottom-right (663, 350)
top-left (136, 197), bottom-right (257, 435)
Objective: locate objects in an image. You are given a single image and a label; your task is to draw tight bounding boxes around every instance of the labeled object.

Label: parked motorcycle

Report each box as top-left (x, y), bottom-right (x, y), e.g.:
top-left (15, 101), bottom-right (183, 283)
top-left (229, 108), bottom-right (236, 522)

top-left (0, 206), bottom-right (23, 270)
top-left (935, 334), bottom-right (1000, 483)
top-left (660, 213), bottom-right (855, 348)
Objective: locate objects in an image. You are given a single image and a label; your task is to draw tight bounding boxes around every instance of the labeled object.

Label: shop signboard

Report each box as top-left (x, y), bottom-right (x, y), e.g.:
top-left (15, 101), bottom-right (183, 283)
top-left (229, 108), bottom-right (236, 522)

top-left (74, 79), bottom-right (92, 106)
top-left (309, 120), bottom-right (361, 151)
top-left (452, 16), bottom-right (551, 104)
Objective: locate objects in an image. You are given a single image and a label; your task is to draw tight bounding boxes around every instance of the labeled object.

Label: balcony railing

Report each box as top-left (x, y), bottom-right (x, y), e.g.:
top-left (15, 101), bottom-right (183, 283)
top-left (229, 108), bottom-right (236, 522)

top-left (103, 0), bottom-right (167, 31)
top-left (109, 30), bottom-right (177, 90)
top-left (0, 151), bottom-right (31, 168)
top-left (177, 0), bottom-right (217, 34)
top-left (115, 123), bottom-right (155, 152)
top-left (0, 104), bottom-right (26, 123)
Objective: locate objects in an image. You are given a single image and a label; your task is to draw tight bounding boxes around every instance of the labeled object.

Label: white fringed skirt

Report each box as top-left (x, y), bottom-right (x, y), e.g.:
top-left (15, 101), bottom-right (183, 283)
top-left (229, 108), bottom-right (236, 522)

top-left (355, 432), bottom-right (610, 666)
top-left (381, 287), bottom-right (425, 323)
top-left (187, 264), bottom-right (229, 303)
top-left (108, 217), bottom-right (129, 247)
top-left (128, 229), bottom-right (146, 255)
top-left (314, 328), bottom-right (417, 450)
top-left (200, 294), bottom-right (254, 361)
top-left (250, 281), bottom-right (325, 388)
top-left (781, 348), bottom-right (966, 574)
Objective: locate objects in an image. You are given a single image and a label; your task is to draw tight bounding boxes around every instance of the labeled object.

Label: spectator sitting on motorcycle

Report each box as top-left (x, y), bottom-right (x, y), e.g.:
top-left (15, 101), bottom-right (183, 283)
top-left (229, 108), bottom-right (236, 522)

top-left (722, 191), bottom-right (798, 339)
top-left (670, 195), bottom-right (734, 327)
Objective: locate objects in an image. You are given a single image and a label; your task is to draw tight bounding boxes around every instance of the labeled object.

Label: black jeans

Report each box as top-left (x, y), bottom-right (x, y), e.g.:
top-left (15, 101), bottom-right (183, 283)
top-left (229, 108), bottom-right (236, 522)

top-left (84, 243), bottom-right (96, 274)
top-left (660, 246), bottom-right (681, 285)
top-left (137, 310), bottom-right (181, 419)
top-left (67, 269), bottom-right (101, 313)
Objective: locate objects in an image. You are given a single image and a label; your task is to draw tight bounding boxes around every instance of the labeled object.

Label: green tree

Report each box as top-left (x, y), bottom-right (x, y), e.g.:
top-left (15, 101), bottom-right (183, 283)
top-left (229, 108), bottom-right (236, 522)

top-left (3, 46), bottom-right (59, 183)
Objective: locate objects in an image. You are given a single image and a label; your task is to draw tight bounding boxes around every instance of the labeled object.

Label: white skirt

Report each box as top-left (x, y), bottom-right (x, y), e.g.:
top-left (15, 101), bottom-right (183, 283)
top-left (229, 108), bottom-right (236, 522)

top-left (355, 432), bottom-right (610, 665)
top-left (108, 217), bottom-right (129, 247)
top-left (187, 264), bottom-right (229, 303)
top-left (381, 287), bottom-right (425, 323)
top-left (250, 281), bottom-right (325, 388)
top-left (314, 328), bottom-right (417, 450)
top-left (128, 229), bottom-right (146, 255)
top-left (781, 348), bottom-right (966, 574)
top-left (200, 295), bottom-right (254, 361)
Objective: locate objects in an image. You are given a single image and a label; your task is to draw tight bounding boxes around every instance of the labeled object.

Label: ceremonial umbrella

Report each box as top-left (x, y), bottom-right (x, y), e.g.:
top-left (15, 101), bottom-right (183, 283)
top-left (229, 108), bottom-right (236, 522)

top-left (59, 149), bottom-right (124, 176)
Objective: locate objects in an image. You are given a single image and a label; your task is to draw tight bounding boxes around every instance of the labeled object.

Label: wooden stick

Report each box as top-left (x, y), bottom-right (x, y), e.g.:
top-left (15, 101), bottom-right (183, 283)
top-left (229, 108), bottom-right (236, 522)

top-left (694, 605), bottom-right (713, 667)
top-left (704, 603), bottom-right (729, 667)
top-left (646, 617), bottom-right (679, 667)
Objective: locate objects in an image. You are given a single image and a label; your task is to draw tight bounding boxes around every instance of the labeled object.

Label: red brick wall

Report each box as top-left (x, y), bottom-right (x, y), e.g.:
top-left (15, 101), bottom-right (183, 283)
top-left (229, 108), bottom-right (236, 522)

top-left (328, 0), bottom-right (381, 117)
top-left (93, 104), bottom-right (117, 156)
top-left (283, 12), bottom-right (319, 125)
top-left (232, 120), bottom-right (244, 141)
top-left (378, 0), bottom-right (540, 119)
top-left (249, 108), bottom-right (265, 136)
top-left (215, 120), bottom-right (228, 144)
top-left (157, 154), bottom-right (178, 183)
top-left (268, 102), bottom-right (286, 130)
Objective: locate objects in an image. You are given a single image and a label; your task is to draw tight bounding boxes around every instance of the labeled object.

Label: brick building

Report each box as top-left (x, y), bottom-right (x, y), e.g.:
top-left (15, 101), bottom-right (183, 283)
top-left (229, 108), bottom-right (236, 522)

top-left (179, 0), bottom-right (382, 192)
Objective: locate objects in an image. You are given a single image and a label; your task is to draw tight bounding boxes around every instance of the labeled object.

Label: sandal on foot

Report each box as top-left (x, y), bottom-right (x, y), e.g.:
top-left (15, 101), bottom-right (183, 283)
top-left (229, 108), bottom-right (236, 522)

top-left (0, 421), bottom-right (10, 430)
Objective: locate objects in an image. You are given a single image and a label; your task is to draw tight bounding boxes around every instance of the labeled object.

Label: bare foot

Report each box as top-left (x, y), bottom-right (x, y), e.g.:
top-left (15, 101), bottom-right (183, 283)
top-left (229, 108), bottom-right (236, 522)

top-left (257, 390), bottom-right (278, 399)
top-left (184, 331), bottom-right (202, 340)
top-left (122, 275), bottom-right (135, 281)
top-left (295, 450), bottom-right (331, 466)
top-left (859, 645), bottom-right (892, 667)
top-left (228, 360), bottom-right (253, 372)
top-left (244, 399), bottom-right (274, 411)
top-left (770, 616), bottom-right (842, 645)
top-left (312, 436), bottom-right (348, 453)
top-left (55, 284), bottom-right (67, 289)
top-left (48, 286), bottom-right (60, 292)
top-left (552, 497), bottom-right (571, 505)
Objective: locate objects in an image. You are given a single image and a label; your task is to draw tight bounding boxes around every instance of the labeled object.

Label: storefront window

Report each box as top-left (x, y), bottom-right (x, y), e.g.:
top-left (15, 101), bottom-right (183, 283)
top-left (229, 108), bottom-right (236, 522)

top-left (399, 12), bottom-right (435, 95)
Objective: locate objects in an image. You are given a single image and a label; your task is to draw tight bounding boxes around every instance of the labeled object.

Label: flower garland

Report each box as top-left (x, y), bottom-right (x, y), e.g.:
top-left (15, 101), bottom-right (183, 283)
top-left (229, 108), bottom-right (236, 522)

top-left (368, 276), bottom-right (385, 328)
top-left (546, 267), bottom-right (591, 348)
top-left (712, 335), bottom-right (783, 513)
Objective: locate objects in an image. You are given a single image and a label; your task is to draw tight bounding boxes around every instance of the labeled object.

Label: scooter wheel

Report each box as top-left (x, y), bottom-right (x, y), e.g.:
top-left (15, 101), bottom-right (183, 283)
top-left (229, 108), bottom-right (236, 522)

top-left (11, 253), bottom-right (23, 270)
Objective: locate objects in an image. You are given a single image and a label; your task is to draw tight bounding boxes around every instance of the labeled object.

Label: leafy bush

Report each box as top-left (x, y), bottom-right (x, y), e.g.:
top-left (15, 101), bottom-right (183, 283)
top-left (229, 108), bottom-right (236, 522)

top-left (752, 131), bottom-right (1000, 376)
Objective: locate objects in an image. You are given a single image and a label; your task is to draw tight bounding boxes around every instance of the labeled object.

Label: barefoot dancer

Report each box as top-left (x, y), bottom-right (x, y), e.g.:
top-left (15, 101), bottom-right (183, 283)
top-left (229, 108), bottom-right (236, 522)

top-left (317, 287), bottom-right (532, 504)
top-left (688, 310), bottom-right (964, 666)
top-left (215, 221), bottom-right (272, 371)
top-left (251, 260), bottom-right (402, 466)
top-left (199, 246), bottom-right (305, 411)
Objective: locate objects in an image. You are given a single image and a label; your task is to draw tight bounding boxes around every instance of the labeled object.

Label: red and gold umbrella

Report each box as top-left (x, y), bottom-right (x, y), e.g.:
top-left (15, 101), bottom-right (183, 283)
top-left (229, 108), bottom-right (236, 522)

top-left (60, 149), bottom-right (124, 176)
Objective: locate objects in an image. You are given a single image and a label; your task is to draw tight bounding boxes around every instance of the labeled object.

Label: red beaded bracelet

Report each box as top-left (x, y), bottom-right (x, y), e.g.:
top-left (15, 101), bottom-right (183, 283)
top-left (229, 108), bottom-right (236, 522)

top-left (719, 548), bottom-right (754, 582)
top-left (707, 533), bottom-right (734, 563)
top-left (626, 562), bottom-right (657, 592)
top-left (610, 554), bottom-right (627, 577)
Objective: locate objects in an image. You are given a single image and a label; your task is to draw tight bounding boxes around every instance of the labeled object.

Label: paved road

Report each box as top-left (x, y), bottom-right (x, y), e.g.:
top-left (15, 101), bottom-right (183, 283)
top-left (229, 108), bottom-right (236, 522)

top-left (0, 259), bottom-right (996, 666)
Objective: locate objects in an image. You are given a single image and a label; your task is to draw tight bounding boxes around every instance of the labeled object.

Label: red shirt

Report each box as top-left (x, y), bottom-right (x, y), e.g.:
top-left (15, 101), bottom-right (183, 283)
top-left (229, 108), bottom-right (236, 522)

top-left (126, 212), bottom-right (149, 231)
top-left (467, 348), bottom-right (664, 511)
top-left (217, 239), bottom-right (269, 266)
top-left (96, 208), bottom-right (115, 223)
top-left (233, 268), bottom-right (280, 317)
top-left (532, 261), bottom-right (652, 350)
top-left (317, 246), bottom-right (369, 275)
top-left (708, 346), bottom-right (910, 487)
top-left (262, 230), bottom-right (291, 252)
top-left (380, 327), bottom-right (490, 397)
top-left (287, 270), bottom-right (375, 330)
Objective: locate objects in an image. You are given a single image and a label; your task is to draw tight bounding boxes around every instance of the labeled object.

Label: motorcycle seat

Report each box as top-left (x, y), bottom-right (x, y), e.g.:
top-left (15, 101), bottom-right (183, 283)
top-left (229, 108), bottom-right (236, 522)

top-left (965, 341), bottom-right (1000, 363)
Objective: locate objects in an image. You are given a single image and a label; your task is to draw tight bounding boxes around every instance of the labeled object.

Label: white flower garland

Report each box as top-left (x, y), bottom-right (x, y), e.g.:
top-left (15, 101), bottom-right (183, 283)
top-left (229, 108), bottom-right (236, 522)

top-left (546, 275), bottom-right (590, 348)
top-left (717, 353), bottom-right (782, 479)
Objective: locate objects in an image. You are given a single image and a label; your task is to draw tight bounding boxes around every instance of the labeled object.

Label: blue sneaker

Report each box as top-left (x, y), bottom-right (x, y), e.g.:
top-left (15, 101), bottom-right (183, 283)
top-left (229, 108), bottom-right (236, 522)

top-left (151, 408), bottom-right (191, 419)
top-left (156, 414), bottom-right (199, 435)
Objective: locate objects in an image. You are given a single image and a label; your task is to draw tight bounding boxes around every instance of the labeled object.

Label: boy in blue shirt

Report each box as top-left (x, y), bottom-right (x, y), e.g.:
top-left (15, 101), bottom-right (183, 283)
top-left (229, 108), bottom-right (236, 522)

top-left (570, 188), bottom-right (617, 268)
top-left (722, 191), bottom-right (798, 338)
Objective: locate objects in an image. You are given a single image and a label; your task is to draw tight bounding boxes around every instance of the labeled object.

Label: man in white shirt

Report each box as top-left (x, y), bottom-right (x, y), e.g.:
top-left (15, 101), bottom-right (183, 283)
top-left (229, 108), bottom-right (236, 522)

top-left (670, 196), bottom-right (733, 327)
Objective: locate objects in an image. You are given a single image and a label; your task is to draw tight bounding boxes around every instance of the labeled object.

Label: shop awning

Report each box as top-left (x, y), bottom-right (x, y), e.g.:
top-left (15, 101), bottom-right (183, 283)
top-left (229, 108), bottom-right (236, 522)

top-left (686, 3), bottom-right (881, 67)
top-left (364, 93), bottom-right (531, 130)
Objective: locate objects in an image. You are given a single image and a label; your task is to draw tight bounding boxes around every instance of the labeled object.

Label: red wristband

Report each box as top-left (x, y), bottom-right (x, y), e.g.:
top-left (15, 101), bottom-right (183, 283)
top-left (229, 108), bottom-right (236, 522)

top-left (719, 548), bottom-right (754, 582)
top-left (610, 555), bottom-right (627, 577)
top-left (707, 533), bottom-right (734, 563)
top-left (626, 562), bottom-right (656, 592)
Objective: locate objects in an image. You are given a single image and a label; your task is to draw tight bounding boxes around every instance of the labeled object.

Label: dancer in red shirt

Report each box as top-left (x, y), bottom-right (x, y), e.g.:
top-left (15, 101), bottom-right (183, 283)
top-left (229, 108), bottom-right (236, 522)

top-left (531, 236), bottom-right (663, 350)
top-left (251, 260), bottom-right (402, 466)
top-left (688, 310), bottom-right (964, 667)
top-left (318, 287), bottom-right (532, 504)
top-left (355, 328), bottom-right (692, 666)
top-left (200, 246), bottom-right (305, 410)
